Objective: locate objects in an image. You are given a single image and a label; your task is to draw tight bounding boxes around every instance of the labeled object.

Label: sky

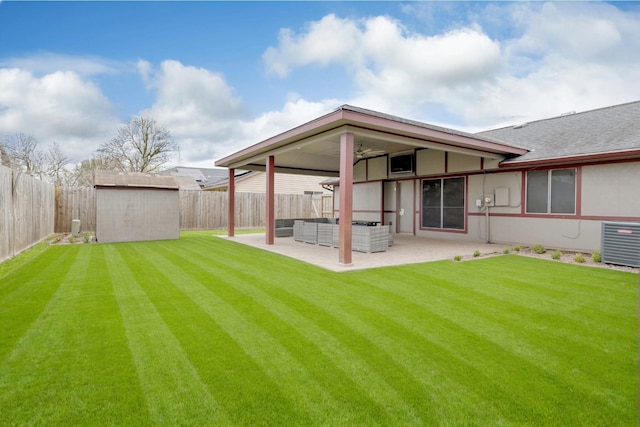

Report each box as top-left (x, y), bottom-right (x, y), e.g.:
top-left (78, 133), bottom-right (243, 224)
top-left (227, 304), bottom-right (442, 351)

top-left (1, 1), bottom-right (639, 169)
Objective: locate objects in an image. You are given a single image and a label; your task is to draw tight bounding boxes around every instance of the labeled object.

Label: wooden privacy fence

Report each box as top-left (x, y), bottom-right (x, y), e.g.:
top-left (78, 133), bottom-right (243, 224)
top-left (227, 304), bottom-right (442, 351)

top-left (179, 191), bottom-right (325, 229)
top-left (55, 186), bottom-right (96, 233)
top-left (55, 187), bottom-right (334, 232)
top-left (0, 165), bottom-right (55, 262)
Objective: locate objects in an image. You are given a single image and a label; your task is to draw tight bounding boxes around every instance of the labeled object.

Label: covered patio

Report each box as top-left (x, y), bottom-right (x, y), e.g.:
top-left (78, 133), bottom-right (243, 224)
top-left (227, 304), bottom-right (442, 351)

top-left (215, 105), bottom-right (526, 266)
top-left (220, 233), bottom-right (510, 272)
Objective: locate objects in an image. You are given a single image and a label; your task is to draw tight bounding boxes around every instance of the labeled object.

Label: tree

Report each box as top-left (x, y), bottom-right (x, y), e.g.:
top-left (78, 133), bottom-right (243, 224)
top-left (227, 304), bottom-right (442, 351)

top-left (2, 133), bottom-right (46, 177)
top-left (98, 116), bottom-right (178, 173)
top-left (44, 142), bottom-right (71, 185)
top-left (0, 144), bottom-right (9, 167)
top-left (68, 154), bottom-right (117, 187)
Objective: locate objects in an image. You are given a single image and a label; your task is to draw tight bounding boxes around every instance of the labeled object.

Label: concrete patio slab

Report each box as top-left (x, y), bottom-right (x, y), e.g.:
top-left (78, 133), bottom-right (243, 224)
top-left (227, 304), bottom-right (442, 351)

top-left (219, 233), bottom-right (511, 272)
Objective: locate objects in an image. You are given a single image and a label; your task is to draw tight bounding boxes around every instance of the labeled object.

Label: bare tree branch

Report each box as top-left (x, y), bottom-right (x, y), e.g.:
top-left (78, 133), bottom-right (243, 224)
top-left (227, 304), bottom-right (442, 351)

top-left (98, 116), bottom-right (178, 173)
top-left (2, 133), bottom-right (46, 177)
top-left (45, 142), bottom-right (71, 185)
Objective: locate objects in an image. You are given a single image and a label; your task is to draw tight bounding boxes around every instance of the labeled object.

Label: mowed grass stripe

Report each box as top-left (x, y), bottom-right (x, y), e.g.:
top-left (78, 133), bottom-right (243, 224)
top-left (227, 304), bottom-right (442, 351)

top-left (0, 247), bottom-right (75, 361)
top-left (1, 233), bottom-right (637, 425)
top-left (140, 241), bottom-right (409, 425)
top-left (360, 264), bottom-right (617, 374)
top-left (354, 259), bottom-right (637, 424)
top-left (0, 246), bottom-right (145, 425)
top-left (103, 245), bottom-right (227, 425)
top-left (179, 235), bottom-right (637, 424)
top-left (181, 242), bottom-right (513, 423)
top-left (148, 241), bottom-right (423, 425)
top-left (162, 238), bottom-right (499, 423)
top-left (117, 243), bottom-right (318, 425)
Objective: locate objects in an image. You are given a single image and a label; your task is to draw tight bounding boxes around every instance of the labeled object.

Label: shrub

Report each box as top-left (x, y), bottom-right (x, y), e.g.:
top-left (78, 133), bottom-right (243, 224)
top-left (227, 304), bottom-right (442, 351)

top-left (591, 250), bottom-right (601, 263)
top-left (531, 244), bottom-right (546, 254)
top-left (83, 235), bottom-right (90, 244)
top-left (473, 250), bottom-right (481, 257)
top-left (574, 253), bottom-right (586, 263)
top-left (67, 236), bottom-right (75, 244)
top-left (552, 250), bottom-right (562, 260)
top-left (514, 246), bottom-right (521, 252)
top-left (453, 255), bottom-right (462, 262)
top-left (503, 248), bottom-right (510, 254)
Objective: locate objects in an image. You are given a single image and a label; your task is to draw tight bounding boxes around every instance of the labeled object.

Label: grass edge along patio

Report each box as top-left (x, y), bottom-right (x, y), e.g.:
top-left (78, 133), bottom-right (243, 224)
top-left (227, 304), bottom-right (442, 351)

top-left (1, 232), bottom-right (637, 425)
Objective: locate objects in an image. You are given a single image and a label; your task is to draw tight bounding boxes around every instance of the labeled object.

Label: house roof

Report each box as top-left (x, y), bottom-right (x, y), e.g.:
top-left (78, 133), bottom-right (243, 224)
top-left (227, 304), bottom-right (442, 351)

top-left (215, 100), bottom-right (639, 174)
top-left (478, 100), bottom-right (640, 166)
top-left (215, 104), bottom-right (528, 175)
top-left (93, 170), bottom-right (179, 189)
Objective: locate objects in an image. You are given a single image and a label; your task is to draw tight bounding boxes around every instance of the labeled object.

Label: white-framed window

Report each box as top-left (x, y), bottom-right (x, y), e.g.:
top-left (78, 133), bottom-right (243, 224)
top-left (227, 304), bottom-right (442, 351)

top-left (526, 168), bottom-right (576, 214)
top-left (422, 177), bottom-right (465, 230)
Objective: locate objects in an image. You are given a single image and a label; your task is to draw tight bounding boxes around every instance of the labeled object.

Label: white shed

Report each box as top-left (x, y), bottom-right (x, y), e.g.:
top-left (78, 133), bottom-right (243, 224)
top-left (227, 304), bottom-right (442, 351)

top-left (94, 171), bottom-right (180, 243)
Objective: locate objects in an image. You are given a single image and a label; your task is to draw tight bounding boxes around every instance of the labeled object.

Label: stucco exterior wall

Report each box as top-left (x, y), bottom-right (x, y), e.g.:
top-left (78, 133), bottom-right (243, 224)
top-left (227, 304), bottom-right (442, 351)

top-left (368, 156), bottom-right (387, 180)
top-left (486, 217), bottom-right (602, 250)
top-left (338, 151), bottom-right (638, 252)
top-left (416, 149), bottom-right (445, 175)
top-left (581, 161), bottom-right (640, 217)
top-left (467, 172), bottom-right (523, 215)
top-left (96, 188), bottom-right (179, 243)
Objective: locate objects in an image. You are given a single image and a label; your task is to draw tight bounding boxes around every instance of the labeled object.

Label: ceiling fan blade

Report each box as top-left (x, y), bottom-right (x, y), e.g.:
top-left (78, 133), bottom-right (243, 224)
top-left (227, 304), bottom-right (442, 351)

top-left (355, 144), bottom-right (385, 157)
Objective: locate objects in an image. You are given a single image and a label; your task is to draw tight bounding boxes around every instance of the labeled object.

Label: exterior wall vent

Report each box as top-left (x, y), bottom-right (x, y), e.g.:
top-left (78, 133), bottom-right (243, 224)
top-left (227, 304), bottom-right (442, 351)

top-left (601, 222), bottom-right (640, 268)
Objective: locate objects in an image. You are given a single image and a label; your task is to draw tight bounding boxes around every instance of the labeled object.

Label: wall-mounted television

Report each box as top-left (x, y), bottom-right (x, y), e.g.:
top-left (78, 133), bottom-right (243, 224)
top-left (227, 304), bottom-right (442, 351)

top-left (389, 153), bottom-right (414, 174)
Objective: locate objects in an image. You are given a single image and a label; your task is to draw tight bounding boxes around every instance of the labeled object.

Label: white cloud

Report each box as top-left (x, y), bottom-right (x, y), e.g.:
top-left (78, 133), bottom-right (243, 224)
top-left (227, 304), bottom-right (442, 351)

top-left (455, 2), bottom-right (640, 126)
top-left (0, 67), bottom-right (119, 162)
top-left (0, 52), bottom-right (125, 77)
top-left (141, 60), bottom-right (249, 164)
top-left (141, 60), bottom-right (342, 165)
top-left (262, 3), bottom-right (640, 129)
top-left (263, 14), bottom-right (364, 78)
top-left (2, 3), bottom-right (638, 171)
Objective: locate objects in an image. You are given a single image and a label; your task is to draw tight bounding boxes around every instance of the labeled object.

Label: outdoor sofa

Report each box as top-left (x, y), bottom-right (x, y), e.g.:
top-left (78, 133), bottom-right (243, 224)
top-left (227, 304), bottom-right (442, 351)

top-left (275, 217), bottom-right (333, 237)
top-left (293, 219), bottom-right (390, 253)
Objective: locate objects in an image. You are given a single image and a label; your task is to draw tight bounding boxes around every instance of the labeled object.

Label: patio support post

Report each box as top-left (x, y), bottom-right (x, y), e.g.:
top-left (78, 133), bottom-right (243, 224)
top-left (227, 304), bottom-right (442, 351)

top-left (227, 168), bottom-right (235, 237)
top-left (266, 155), bottom-right (275, 245)
top-left (339, 132), bottom-right (354, 265)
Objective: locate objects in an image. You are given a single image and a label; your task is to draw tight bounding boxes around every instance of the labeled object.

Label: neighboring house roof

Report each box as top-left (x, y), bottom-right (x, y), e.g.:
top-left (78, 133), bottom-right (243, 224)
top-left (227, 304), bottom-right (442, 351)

top-left (173, 175), bottom-right (202, 190)
top-left (159, 166), bottom-right (245, 188)
top-left (93, 170), bottom-right (179, 189)
top-left (478, 100), bottom-right (640, 166)
top-left (202, 170), bottom-right (252, 190)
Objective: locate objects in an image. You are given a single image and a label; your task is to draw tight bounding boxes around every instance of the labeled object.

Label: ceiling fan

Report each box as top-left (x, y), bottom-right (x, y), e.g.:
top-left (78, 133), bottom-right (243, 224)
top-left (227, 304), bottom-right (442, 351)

top-left (355, 143), bottom-right (386, 158)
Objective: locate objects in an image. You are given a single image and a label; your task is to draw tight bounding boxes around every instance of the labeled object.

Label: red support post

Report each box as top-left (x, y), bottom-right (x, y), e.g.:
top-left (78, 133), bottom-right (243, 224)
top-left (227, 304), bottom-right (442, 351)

top-left (266, 156), bottom-right (275, 245)
top-left (339, 132), bottom-right (354, 265)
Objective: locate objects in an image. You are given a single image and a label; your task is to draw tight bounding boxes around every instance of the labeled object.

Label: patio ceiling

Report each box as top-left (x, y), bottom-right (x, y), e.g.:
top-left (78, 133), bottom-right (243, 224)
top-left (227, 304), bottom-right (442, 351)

top-left (215, 105), bottom-right (529, 176)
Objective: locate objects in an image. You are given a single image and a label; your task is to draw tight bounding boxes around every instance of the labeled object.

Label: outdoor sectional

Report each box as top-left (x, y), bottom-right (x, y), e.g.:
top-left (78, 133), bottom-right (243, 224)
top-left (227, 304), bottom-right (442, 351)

top-left (275, 217), bottom-right (332, 237)
top-left (293, 219), bottom-right (390, 253)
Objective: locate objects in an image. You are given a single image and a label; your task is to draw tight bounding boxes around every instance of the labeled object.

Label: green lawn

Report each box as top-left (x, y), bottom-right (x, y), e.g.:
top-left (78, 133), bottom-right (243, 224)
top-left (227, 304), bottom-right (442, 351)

top-left (1, 232), bottom-right (637, 425)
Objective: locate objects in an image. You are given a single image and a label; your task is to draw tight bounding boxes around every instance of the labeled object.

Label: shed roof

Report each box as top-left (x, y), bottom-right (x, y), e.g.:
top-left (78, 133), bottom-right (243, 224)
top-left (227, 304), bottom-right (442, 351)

top-left (93, 170), bottom-right (179, 189)
top-left (478, 100), bottom-right (640, 166)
